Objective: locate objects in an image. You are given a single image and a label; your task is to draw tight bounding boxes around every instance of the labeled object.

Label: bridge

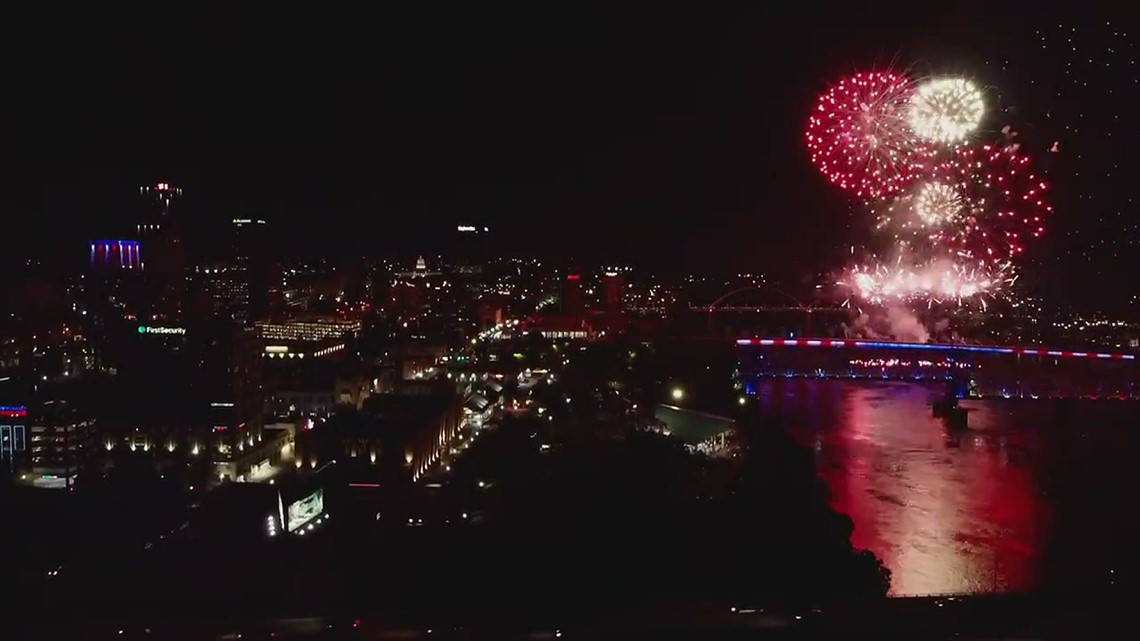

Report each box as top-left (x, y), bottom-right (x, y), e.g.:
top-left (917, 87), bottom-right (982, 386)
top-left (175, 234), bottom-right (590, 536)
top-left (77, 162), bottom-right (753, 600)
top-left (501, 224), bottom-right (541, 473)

top-left (736, 337), bottom-right (1140, 400)
top-left (693, 285), bottom-right (846, 334)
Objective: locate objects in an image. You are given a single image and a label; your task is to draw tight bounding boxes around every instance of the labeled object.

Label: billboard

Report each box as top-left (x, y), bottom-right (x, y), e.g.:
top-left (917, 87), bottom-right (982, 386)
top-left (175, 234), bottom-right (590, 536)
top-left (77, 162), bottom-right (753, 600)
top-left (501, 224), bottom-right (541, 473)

top-left (286, 488), bottom-right (324, 532)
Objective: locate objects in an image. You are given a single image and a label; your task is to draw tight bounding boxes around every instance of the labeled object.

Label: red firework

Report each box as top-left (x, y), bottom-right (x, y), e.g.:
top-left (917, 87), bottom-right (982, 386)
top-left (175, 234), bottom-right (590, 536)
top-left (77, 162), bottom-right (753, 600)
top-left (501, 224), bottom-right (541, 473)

top-left (926, 143), bottom-right (1051, 267)
top-left (805, 71), bottom-right (926, 199)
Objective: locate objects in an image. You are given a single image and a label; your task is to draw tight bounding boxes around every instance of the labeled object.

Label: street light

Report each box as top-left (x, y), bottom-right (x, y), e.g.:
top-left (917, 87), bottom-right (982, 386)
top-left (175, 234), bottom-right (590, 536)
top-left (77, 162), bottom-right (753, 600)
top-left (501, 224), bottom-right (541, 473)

top-left (671, 387), bottom-right (685, 401)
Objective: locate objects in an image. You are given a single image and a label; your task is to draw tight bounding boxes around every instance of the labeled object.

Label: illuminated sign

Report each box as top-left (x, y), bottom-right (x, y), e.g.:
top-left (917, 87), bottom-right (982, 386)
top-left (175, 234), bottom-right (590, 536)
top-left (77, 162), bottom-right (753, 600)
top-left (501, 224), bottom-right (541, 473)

top-left (138, 326), bottom-right (186, 335)
top-left (264, 345), bottom-right (289, 353)
top-left (286, 489), bottom-right (325, 532)
top-left (457, 225), bottom-right (477, 232)
top-left (0, 406), bottom-right (27, 418)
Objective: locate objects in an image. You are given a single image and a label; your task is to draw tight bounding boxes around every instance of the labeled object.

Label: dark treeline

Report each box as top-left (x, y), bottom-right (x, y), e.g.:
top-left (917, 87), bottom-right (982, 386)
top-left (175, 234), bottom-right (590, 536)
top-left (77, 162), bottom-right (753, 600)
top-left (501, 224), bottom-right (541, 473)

top-left (27, 411), bottom-right (889, 626)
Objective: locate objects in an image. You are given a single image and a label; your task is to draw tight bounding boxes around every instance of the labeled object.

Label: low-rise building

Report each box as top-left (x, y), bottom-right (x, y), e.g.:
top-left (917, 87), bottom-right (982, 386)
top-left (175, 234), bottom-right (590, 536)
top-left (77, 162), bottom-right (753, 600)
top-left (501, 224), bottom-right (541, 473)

top-left (294, 380), bottom-right (461, 485)
top-left (651, 404), bottom-right (735, 456)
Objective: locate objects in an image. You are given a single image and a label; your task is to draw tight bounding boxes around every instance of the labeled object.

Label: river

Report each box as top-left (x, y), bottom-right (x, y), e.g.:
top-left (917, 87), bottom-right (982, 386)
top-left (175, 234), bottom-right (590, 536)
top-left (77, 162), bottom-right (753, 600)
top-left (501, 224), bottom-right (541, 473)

top-left (754, 378), bottom-right (1140, 596)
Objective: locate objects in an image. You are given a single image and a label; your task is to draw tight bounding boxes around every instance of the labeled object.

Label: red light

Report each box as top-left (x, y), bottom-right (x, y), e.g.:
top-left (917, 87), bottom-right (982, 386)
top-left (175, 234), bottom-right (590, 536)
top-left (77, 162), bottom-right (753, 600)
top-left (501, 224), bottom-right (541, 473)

top-left (566, 274), bottom-right (580, 280)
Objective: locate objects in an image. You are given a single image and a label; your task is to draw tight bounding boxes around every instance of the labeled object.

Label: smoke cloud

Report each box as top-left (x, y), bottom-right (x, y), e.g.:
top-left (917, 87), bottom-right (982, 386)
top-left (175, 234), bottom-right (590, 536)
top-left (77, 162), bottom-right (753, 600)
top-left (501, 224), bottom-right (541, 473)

top-left (884, 305), bottom-right (929, 343)
top-left (841, 306), bottom-right (934, 343)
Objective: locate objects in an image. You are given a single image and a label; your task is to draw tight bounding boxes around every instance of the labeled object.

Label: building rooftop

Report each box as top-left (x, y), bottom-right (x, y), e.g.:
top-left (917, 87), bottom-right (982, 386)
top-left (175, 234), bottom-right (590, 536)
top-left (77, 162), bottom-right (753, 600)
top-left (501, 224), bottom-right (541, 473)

top-left (322, 387), bottom-right (456, 445)
top-left (653, 404), bottom-right (734, 445)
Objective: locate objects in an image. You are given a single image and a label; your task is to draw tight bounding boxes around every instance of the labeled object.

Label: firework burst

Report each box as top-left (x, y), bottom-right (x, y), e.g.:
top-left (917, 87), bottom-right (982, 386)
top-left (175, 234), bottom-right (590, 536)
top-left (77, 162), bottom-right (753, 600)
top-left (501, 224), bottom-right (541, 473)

top-left (840, 257), bottom-right (1014, 310)
top-left (932, 143), bottom-right (1051, 266)
top-left (908, 77), bottom-right (985, 145)
top-left (805, 71), bottom-right (927, 199)
top-left (806, 68), bottom-right (1048, 311)
top-left (913, 182), bottom-right (963, 227)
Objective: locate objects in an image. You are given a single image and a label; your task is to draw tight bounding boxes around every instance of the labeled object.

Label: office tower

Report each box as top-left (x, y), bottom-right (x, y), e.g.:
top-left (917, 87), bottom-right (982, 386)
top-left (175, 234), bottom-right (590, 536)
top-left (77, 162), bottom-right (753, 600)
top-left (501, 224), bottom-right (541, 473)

top-left (562, 271), bottom-right (583, 315)
top-left (138, 182), bottom-right (185, 321)
top-left (85, 240), bottom-right (144, 371)
top-left (603, 271), bottom-right (623, 312)
top-left (231, 218), bottom-right (270, 323)
top-left (108, 321), bottom-right (265, 483)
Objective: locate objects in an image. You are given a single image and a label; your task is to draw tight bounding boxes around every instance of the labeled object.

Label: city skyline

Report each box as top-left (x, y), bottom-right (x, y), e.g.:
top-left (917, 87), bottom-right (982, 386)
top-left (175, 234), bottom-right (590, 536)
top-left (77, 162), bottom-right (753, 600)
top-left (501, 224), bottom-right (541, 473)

top-left (6, 9), bottom-right (1140, 635)
top-left (3, 8), bottom-right (1135, 309)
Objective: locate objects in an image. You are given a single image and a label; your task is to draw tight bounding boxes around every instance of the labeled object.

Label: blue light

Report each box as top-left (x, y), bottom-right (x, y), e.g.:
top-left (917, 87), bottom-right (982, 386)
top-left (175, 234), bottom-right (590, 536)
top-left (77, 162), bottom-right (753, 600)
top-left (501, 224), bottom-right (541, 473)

top-left (739, 337), bottom-right (1135, 360)
top-left (853, 340), bottom-right (1015, 354)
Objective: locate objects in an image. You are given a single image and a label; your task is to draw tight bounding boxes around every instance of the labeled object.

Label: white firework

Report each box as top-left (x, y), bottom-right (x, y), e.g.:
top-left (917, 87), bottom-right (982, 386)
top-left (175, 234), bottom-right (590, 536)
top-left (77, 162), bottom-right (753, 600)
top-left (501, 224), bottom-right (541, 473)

top-left (908, 78), bottom-right (984, 144)
top-left (913, 182), bottom-right (962, 227)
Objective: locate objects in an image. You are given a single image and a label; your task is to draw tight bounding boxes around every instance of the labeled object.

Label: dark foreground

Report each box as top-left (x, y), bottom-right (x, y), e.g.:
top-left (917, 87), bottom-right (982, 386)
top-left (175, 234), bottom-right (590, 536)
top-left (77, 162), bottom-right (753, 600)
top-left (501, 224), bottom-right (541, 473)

top-left (21, 591), bottom-right (1136, 639)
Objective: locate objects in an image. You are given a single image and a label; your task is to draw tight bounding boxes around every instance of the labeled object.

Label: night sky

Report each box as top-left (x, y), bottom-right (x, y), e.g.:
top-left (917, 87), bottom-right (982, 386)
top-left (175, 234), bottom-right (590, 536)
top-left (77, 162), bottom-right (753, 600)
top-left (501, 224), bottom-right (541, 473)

top-left (2, 8), bottom-right (1134, 308)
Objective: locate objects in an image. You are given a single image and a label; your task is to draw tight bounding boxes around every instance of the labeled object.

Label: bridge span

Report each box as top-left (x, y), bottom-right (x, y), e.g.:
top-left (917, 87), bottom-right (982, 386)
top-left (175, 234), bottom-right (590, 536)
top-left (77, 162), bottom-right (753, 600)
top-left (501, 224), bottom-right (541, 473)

top-left (736, 337), bottom-right (1140, 400)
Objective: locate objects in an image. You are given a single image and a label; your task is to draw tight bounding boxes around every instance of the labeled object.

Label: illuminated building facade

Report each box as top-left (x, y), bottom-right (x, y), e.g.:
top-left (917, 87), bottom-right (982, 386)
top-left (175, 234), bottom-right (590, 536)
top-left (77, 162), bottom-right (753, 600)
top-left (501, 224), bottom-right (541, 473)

top-left (193, 264), bottom-right (249, 323)
top-left (90, 240), bottom-right (142, 271)
top-left (86, 241), bottom-right (146, 364)
top-left (255, 318), bottom-right (361, 343)
top-left (25, 391), bottom-right (95, 489)
top-left (262, 341), bottom-right (346, 360)
top-left (395, 256), bottom-right (441, 279)
top-left (293, 380), bottom-right (460, 485)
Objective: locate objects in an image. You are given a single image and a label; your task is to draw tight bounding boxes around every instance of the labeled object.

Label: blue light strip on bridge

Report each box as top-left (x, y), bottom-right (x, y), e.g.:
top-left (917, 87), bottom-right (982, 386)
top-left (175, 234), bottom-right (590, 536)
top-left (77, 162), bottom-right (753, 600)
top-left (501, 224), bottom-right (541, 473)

top-left (735, 338), bottom-right (1136, 361)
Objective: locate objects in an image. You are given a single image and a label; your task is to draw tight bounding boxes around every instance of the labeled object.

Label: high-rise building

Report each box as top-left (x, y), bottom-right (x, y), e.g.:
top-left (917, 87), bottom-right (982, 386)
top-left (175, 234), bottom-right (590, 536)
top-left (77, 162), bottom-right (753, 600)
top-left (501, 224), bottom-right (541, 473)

top-left (207, 325), bottom-right (266, 481)
top-left (603, 271), bottom-right (624, 312)
top-left (85, 239), bottom-right (145, 372)
top-left (231, 218), bottom-right (270, 323)
top-left (454, 225), bottom-right (490, 276)
top-left (562, 271), bottom-right (583, 315)
top-left (137, 182), bottom-right (186, 322)
top-left (98, 321), bottom-right (267, 484)
top-left (190, 263), bottom-right (248, 322)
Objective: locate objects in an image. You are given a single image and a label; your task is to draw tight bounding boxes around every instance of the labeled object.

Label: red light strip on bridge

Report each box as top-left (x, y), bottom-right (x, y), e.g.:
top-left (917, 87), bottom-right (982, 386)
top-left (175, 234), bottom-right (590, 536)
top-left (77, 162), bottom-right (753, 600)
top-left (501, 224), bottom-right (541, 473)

top-left (735, 338), bottom-right (1136, 361)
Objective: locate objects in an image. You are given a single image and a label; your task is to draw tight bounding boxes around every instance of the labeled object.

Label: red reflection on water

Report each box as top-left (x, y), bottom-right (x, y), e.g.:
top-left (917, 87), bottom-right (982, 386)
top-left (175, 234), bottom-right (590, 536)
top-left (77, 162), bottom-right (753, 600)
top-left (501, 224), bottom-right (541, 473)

top-left (759, 379), bottom-right (1047, 596)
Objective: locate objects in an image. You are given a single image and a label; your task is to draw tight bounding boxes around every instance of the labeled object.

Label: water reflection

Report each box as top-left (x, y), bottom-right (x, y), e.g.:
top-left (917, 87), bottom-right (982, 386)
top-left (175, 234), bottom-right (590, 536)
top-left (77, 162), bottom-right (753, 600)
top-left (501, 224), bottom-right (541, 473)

top-left (755, 379), bottom-right (1140, 596)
